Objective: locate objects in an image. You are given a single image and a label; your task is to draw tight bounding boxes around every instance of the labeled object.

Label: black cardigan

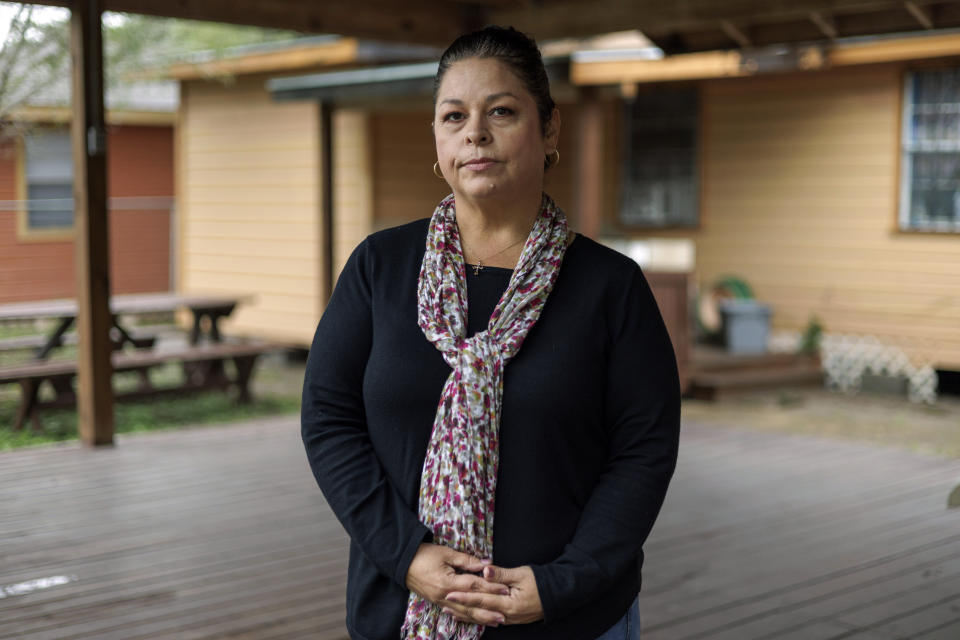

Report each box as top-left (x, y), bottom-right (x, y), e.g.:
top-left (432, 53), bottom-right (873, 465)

top-left (301, 218), bottom-right (681, 640)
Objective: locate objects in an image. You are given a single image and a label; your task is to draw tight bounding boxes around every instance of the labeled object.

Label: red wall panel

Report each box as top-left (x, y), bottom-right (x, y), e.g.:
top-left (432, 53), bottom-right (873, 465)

top-left (0, 124), bottom-right (174, 304)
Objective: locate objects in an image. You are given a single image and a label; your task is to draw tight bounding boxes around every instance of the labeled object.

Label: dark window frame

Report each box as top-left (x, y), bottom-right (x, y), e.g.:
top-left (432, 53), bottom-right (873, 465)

top-left (619, 85), bottom-right (700, 229)
top-left (900, 67), bottom-right (960, 233)
top-left (23, 127), bottom-right (74, 232)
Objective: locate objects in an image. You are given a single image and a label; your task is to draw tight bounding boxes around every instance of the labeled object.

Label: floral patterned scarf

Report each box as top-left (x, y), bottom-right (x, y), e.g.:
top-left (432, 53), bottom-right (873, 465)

top-left (402, 192), bottom-right (569, 639)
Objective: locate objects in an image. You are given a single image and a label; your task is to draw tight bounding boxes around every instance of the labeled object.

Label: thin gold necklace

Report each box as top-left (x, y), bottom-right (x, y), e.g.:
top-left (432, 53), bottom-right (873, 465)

top-left (467, 236), bottom-right (526, 276)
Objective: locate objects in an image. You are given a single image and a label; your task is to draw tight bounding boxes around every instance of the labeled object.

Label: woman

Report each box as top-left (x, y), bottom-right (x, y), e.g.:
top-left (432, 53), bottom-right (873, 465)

top-left (301, 25), bottom-right (680, 640)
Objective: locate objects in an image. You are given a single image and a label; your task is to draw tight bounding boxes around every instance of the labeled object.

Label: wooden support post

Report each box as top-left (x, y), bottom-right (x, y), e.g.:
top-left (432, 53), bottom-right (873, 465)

top-left (319, 102), bottom-right (334, 304)
top-left (14, 380), bottom-right (43, 433)
top-left (71, 0), bottom-right (114, 447)
top-left (575, 87), bottom-right (605, 239)
top-left (233, 356), bottom-right (257, 404)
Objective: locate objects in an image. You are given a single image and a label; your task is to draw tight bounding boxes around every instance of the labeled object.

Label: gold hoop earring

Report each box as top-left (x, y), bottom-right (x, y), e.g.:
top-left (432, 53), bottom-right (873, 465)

top-left (433, 161), bottom-right (444, 179)
top-left (547, 149), bottom-right (560, 167)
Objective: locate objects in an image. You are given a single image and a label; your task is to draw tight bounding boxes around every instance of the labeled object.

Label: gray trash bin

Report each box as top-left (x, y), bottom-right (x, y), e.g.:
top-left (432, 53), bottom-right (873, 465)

top-left (719, 299), bottom-right (772, 354)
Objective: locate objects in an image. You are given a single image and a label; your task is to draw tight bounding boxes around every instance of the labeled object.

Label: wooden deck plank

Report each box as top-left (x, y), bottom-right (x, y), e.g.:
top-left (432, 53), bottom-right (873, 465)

top-left (754, 621), bottom-right (881, 640)
top-left (2, 415), bottom-right (959, 639)
top-left (831, 574), bottom-right (960, 639)
top-left (655, 553), bottom-right (960, 639)
top-left (642, 533), bottom-right (960, 636)
top-left (640, 420), bottom-right (960, 640)
top-left (2, 541), bottom-right (346, 635)
top-left (0, 419), bottom-right (351, 640)
top-left (15, 565), bottom-right (347, 640)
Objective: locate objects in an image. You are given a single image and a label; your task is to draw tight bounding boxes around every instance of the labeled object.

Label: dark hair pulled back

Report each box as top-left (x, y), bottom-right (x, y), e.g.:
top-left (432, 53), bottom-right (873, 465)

top-left (433, 25), bottom-right (556, 138)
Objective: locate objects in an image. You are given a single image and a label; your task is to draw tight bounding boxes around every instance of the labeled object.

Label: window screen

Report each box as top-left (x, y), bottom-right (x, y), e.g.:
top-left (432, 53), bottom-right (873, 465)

top-left (24, 128), bottom-right (74, 230)
top-left (620, 87), bottom-right (699, 228)
top-left (901, 68), bottom-right (960, 232)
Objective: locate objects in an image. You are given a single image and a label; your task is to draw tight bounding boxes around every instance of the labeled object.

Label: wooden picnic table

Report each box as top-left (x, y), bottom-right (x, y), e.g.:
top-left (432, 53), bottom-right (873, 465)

top-left (0, 292), bottom-right (271, 432)
top-left (0, 292), bottom-right (250, 358)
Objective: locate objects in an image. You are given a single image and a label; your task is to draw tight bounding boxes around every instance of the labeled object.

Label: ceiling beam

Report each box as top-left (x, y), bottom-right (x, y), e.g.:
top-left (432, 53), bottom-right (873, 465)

top-left (719, 19), bottom-right (752, 47)
top-left (834, 4), bottom-right (956, 36)
top-left (645, 3), bottom-right (960, 53)
top-left (571, 50), bottom-right (745, 85)
top-left (25, 0), bottom-right (468, 45)
top-left (488, 0), bottom-right (939, 42)
top-left (571, 30), bottom-right (960, 86)
top-left (904, 1), bottom-right (935, 28)
top-left (808, 11), bottom-right (839, 38)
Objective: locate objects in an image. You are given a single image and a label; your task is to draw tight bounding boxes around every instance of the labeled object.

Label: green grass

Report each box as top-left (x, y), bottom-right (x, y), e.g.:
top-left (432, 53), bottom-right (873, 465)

top-left (0, 342), bottom-right (306, 450)
top-left (0, 323), bottom-right (39, 339)
top-left (0, 320), bottom-right (77, 366)
top-left (0, 391), bottom-right (300, 450)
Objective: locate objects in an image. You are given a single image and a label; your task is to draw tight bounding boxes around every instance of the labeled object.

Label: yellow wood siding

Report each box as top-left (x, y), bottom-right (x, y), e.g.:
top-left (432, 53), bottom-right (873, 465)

top-left (176, 81), bottom-right (606, 348)
top-left (178, 75), bottom-right (323, 346)
top-left (692, 65), bottom-right (960, 368)
top-left (332, 109), bottom-right (373, 283)
top-left (372, 111), bottom-right (451, 229)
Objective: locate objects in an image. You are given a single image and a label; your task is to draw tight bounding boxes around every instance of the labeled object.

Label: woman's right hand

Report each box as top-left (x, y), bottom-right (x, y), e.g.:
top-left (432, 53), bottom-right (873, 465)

top-left (405, 543), bottom-right (511, 626)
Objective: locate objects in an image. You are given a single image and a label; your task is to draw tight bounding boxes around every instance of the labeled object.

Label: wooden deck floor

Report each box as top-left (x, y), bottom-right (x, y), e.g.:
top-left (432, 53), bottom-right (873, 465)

top-left (2, 416), bottom-right (959, 639)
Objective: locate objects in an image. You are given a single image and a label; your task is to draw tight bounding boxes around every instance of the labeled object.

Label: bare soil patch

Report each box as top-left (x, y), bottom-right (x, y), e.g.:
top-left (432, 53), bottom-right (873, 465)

top-left (681, 386), bottom-right (960, 459)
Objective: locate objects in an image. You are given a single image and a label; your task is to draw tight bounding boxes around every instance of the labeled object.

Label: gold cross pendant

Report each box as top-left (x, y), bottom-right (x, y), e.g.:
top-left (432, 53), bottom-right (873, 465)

top-left (473, 261), bottom-right (483, 276)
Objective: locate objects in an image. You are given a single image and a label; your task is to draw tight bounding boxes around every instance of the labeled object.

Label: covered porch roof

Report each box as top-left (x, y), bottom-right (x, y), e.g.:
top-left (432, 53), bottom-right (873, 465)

top-left (26, 0), bottom-right (960, 53)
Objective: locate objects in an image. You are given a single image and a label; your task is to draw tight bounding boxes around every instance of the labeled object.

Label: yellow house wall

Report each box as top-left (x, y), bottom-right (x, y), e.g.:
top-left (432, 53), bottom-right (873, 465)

top-left (332, 109), bottom-right (374, 283)
top-left (178, 63), bottom-right (960, 365)
top-left (371, 110), bottom-right (451, 230)
top-left (178, 75), bottom-right (324, 346)
top-left (686, 64), bottom-right (960, 368)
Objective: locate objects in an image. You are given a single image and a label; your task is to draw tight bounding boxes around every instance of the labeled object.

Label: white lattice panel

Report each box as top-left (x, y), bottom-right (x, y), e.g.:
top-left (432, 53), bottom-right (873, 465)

top-left (766, 330), bottom-right (938, 404)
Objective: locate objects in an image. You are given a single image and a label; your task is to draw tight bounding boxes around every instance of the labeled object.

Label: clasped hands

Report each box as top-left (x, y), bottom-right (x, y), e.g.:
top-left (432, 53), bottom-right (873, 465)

top-left (405, 543), bottom-right (543, 627)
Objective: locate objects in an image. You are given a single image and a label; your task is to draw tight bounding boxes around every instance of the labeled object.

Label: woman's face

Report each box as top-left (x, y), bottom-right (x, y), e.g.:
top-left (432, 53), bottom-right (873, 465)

top-left (433, 57), bottom-right (559, 207)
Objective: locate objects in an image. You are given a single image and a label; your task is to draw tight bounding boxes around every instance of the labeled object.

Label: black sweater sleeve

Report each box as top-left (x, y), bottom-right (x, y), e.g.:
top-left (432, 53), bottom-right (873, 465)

top-left (300, 239), bottom-right (431, 588)
top-left (530, 265), bottom-right (682, 621)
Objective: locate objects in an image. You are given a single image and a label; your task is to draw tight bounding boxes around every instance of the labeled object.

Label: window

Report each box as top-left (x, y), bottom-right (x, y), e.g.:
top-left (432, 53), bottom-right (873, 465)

top-left (619, 87), bottom-right (699, 228)
top-left (901, 67), bottom-right (960, 232)
top-left (23, 128), bottom-right (73, 231)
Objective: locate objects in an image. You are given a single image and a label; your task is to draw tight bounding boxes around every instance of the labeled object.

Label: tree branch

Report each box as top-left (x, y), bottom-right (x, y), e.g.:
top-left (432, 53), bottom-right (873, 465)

top-left (0, 4), bottom-right (38, 117)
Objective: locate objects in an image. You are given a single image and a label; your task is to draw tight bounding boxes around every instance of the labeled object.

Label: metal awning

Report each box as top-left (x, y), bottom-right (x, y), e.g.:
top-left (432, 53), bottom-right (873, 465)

top-left (267, 61), bottom-right (439, 102)
top-left (267, 58), bottom-right (571, 103)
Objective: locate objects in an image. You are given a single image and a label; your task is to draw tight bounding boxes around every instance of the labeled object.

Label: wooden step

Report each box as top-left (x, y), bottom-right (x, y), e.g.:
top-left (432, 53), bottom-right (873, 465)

top-left (692, 345), bottom-right (821, 373)
top-left (687, 362), bottom-right (824, 401)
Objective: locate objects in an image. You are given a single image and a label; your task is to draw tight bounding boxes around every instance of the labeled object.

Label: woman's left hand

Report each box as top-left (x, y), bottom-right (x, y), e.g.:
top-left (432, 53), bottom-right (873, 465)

top-left (443, 565), bottom-right (544, 626)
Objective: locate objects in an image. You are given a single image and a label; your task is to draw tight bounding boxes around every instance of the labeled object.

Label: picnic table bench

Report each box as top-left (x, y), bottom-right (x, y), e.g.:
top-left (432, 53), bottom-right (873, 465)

top-left (0, 342), bottom-right (270, 432)
top-left (0, 293), bottom-right (243, 356)
top-left (0, 293), bottom-right (275, 432)
top-left (0, 325), bottom-right (166, 353)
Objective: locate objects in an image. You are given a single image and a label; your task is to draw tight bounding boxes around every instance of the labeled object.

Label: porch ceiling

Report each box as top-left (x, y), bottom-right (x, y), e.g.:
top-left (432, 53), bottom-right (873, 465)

top-left (27, 0), bottom-right (960, 52)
